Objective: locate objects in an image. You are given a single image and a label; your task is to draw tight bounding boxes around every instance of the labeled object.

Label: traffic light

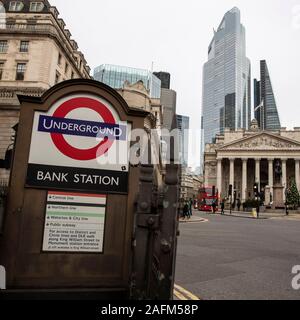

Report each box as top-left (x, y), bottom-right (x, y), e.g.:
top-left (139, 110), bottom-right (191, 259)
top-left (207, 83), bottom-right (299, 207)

top-left (229, 184), bottom-right (233, 197)
top-left (253, 183), bottom-right (258, 197)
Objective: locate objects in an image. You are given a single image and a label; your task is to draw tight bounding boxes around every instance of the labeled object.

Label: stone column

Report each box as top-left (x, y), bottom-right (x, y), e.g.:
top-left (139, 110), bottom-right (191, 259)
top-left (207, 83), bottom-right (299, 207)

top-left (268, 158), bottom-right (274, 197)
top-left (255, 158), bottom-right (261, 192)
top-left (229, 158), bottom-right (235, 189)
top-left (217, 158), bottom-right (222, 198)
top-left (242, 159), bottom-right (248, 203)
top-left (282, 159), bottom-right (287, 202)
top-left (295, 160), bottom-right (300, 193)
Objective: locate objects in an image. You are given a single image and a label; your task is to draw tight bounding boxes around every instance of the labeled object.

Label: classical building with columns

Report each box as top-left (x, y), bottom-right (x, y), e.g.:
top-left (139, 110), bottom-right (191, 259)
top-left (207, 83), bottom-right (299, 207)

top-left (204, 120), bottom-right (300, 208)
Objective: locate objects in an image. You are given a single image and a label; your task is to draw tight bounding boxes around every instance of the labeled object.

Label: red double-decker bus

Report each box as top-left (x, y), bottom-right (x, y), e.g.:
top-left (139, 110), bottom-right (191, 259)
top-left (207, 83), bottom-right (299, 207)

top-left (198, 186), bottom-right (219, 212)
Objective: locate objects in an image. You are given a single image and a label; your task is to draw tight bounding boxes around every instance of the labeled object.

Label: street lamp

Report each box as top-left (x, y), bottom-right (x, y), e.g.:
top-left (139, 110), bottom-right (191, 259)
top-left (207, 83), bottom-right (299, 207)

top-left (229, 184), bottom-right (233, 215)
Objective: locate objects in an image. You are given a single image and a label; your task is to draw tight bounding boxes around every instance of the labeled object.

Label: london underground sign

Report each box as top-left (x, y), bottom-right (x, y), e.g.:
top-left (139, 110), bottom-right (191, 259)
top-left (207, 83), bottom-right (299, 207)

top-left (26, 94), bottom-right (131, 193)
top-left (39, 97), bottom-right (127, 160)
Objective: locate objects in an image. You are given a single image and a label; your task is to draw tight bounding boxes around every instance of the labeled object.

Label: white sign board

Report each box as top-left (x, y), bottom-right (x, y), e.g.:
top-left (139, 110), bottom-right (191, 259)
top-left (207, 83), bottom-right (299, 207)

top-left (0, 265), bottom-right (5, 289)
top-left (26, 94), bottom-right (131, 193)
top-left (43, 191), bottom-right (107, 253)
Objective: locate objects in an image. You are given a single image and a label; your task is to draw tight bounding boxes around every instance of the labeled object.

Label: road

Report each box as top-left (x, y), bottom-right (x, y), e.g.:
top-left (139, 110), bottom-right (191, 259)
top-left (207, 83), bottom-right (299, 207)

top-left (175, 211), bottom-right (300, 300)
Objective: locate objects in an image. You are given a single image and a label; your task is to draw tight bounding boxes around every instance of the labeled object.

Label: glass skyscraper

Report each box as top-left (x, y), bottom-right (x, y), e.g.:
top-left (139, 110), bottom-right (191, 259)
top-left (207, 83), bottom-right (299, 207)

top-left (201, 7), bottom-right (251, 148)
top-left (254, 60), bottom-right (281, 130)
top-left (93, 64), bottom-right (161, 99)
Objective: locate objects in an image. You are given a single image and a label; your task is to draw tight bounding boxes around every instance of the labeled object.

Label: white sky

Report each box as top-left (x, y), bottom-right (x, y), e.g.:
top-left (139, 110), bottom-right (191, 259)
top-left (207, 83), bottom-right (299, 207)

top-left (51, 0), bottom-right (300, 166)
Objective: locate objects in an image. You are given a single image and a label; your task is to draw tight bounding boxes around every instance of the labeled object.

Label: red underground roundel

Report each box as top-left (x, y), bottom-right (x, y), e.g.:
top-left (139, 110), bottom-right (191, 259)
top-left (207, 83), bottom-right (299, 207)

top-left (50, 97), bottom-right (116, 161)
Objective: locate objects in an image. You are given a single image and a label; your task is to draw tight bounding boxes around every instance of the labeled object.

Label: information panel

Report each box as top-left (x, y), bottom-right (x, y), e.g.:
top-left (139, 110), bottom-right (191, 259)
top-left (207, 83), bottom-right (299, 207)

top-left (43, 191), bottom-right (106, 253)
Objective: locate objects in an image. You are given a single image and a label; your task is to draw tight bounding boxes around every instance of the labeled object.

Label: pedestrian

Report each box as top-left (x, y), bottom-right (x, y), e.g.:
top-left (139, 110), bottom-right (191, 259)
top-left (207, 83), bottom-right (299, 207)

top-left (256, 202), bottom-right (260, 219)
top-left (285, 201), bottom-right (289, 216)
top-left (179, 200), bottom-right (184, 219)
top-left (183, 202), bottom-right (190, 220)
top-left (221, 200), bottom-right (225, 215)
top-left (212, 200), bottom-right (217, 214)
top-left (189, 199), bottom-right (193, 216)
top-left (194, 199), bottom-right (198, 210)
top-left (237, 199), bottom-right (241, 212)
top-left (186, 202), bottom-right (190, 217)
top-left (232, 200), bottom-right (236, 212)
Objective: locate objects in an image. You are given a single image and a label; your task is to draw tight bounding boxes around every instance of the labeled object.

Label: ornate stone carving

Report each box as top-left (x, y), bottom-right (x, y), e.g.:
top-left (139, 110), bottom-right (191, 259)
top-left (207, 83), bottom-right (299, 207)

top-left (206, 161), bottom-right (217, 177)
top-left (221, 134), bottom-right (300, 151)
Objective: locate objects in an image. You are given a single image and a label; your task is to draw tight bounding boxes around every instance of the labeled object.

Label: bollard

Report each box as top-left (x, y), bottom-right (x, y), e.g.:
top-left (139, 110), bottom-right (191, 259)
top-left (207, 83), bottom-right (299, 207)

top-left (252, 208), bottom-right (257, 219)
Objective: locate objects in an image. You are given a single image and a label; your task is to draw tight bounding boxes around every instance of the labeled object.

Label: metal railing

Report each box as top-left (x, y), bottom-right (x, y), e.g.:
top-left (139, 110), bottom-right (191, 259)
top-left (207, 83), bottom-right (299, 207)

top-left (0, 22), bottom-right (58, 36)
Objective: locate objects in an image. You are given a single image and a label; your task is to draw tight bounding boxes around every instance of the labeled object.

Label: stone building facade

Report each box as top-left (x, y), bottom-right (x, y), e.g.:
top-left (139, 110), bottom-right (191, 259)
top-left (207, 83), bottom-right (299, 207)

top-left (179, 168), bottom-right (202, 202)
top-left (116, 80), bottom-right (163, 131)
top-left (0, 0), bottom-right (91, 180)
top-left (180, 168), bottom-right (194, 202)
top-left (116, 80), bottom-right (165, 187)
top-left (193, 175), bottom-right (203, 199)
top-left (204, 120), bottom-right (300, 207)
top-left (160, 88), bottom-right (177, 131)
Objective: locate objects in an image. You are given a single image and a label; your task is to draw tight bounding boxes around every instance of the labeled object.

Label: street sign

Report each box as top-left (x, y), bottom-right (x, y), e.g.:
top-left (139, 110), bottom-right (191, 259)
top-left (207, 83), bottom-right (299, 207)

top-left (43, 191), bottom-right (107, 253)
top-left (26, 94), bottom-right (131, 194)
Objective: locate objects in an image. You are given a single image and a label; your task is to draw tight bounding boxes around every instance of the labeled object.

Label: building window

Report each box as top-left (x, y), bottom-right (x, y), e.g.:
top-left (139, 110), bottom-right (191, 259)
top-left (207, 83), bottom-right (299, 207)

top-left (58, 53), bottom-right (62, 66)
top-left (20, 41), bottom-right (29, 53)
top-left (55, 71), bottom-right (60, 84)
top-left (65, 63), bottom-right (69, 74)
top-left (0, 41), bottom-right (8, 53)
top-left (29, 2), bottom-right (44, 12)
top-left (16, 63), bottom-right (26, 80)
top-left (9, 1), bottom-right (24, 11)
top-left (0, 62), bottom-right (4, 80)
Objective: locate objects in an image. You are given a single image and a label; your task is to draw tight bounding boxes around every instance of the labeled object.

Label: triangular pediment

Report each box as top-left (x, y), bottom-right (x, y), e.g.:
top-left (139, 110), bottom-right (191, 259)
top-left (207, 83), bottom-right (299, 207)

top-left (218, 132), bottom-right (300, 151)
